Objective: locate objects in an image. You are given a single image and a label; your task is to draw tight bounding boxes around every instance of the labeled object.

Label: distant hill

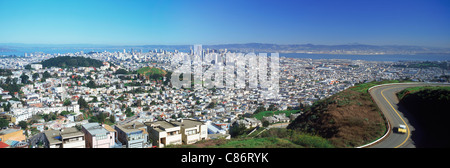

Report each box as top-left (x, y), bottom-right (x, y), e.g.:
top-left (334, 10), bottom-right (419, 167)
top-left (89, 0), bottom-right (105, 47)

top-left (2, 43), bottom-right (449, 56)
top-left (204, 43), bottom-right (449, 54)
top-left (39, 56), bottom-right (104, 68)
top-left (137, 66), bottom-right (167, 80)
top-left (0, 47), bottom-right (16, 52)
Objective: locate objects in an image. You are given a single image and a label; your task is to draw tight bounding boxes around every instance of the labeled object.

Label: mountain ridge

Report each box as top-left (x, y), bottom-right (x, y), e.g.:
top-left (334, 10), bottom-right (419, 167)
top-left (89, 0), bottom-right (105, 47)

top-left (1, 43), bottom-right (449, 55)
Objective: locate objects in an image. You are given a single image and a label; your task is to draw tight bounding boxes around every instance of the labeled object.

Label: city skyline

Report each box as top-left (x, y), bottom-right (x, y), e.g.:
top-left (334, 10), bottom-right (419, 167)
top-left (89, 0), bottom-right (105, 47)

top-left (0, 0), bottom-right (449, 48)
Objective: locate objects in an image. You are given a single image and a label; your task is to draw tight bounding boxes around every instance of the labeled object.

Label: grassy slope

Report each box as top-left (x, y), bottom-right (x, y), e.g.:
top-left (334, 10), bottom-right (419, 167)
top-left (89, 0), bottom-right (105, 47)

top-left (253, 110), bottom-right (300, 120)
top-left (167, 128), bottom-right (334, 148)
top-left (168, 80), bottom-right (412, 148)
top-left (137, 66), bottom-right (167, 76)
top-left (287, 80), bottom-right (412, 147)
top-left (397, 86), bottom-right (450, 100)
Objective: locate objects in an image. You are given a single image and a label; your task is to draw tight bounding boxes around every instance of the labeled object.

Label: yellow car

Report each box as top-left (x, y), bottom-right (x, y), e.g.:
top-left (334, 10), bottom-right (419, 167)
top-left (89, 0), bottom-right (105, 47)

top-left (396, 124), bottom-right (407, 134)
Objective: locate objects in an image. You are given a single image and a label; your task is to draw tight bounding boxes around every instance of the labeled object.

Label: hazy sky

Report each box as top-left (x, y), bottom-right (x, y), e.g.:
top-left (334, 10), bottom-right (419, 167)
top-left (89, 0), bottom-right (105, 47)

top-left (0, 0), bottom-right (449, 47)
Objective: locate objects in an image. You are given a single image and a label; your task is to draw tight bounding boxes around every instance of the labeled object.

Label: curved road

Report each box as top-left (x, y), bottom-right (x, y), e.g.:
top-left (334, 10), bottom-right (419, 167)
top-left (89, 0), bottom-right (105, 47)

top-left (368, 82), bottom-right (449, 148)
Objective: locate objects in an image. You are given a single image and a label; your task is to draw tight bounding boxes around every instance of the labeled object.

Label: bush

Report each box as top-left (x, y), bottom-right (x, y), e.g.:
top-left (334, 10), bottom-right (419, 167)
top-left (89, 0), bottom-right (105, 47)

top-left (291, 134), bottom-right (334, 148)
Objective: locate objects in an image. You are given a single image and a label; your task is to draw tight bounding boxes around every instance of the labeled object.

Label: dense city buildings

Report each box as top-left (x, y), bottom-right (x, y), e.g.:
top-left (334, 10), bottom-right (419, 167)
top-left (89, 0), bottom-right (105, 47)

top-left (0, 47), bottom-right (449, 148)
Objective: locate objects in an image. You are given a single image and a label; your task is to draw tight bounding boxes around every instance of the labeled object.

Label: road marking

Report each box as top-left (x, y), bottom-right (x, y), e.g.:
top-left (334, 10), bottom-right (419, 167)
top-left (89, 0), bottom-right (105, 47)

top-left (380, 87), bottom-right (410, 148)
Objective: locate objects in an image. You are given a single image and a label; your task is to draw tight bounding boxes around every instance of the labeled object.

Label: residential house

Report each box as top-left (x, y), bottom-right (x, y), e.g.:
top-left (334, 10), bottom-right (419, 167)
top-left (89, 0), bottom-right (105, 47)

top-left (115, 121), bottom-right (148, 148)
top-left (0, 128), bottom-right (26, 148)
top-left (43, 127), bottom-right (85, 148)
top-left (172, 119), bottom-right (208, 145)
top-left (81, 123), bottom-right (115, 148)
top-left (146, 120), bottom-right (181, 148)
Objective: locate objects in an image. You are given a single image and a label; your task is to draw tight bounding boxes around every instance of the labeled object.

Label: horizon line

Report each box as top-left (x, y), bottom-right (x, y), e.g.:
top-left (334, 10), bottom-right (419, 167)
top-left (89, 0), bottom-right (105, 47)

top-left (0, 42), bottom-right (448, 49)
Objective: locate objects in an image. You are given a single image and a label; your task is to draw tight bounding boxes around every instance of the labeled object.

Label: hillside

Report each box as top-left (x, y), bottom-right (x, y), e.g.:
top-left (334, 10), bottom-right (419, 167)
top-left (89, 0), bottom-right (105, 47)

top-left (137, 66), bottom-right (167, 80)
top-left (287, 89), bottom-right (386, 147)
top-left (397, 86), bottom-right (450, 147)
top-left (39, 56), bottom-right (104, 68)
top-left (286, 80), bottom-right (418, 147)
top-left (166, 128), bottom-right (334, 148)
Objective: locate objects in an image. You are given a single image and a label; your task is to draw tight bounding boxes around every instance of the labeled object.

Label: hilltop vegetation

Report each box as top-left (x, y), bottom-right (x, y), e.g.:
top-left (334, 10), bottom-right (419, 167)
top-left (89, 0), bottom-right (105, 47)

top-left (39, 56), bottom-right (104, 68)
top-left (287, 89), bottom-right (386, 147)
top-left (397, 86), bottom-right (450, 147)
top-left (167, 128), bottom-right (334, 148)
top-left (137, 66), bottom-right (168, 80)
top-left (252, 110), bottom-right (300, 120)
top-left (286, 80), bottom-right (416, 147)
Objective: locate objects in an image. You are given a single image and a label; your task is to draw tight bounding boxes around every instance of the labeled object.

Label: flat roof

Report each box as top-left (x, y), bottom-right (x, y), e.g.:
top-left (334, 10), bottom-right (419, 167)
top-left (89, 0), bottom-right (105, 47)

top-left (145, 121), bottom-right (180, 132)
top-left (115, 121), bottom-right (145, 133)
top-left (172, 119), bottom-right (204, 128)
top-left (82, 123), bottom-right (109, 136)
top-left (60, 127), bottom-right (84, 139)
top-left (43, 130), bottom-right (62, 145)
top-left (0, 128), bottom-right (21, 135)
top-left (103, 124), bottom-right (116, 133)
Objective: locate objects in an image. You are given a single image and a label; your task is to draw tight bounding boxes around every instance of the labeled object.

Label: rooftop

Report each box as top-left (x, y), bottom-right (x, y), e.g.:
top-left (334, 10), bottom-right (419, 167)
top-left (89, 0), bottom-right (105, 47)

top-left (115, 121), bottom-right (145, 133)
top-left (60, 127), bottom-right (84, 139)
top-left (172, 119), bottom-right (205, 128)
top-left (44, 127), bottom-right (84, 145)
top-left (0, 128), bottom-right (21, 135)
top-left (145, 120), bottom-right (179, 132)
top-left (82, 123), bottom-right (109, 136)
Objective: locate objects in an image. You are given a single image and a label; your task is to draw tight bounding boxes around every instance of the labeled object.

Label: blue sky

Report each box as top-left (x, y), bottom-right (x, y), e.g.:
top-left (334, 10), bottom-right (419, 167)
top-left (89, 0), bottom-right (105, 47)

top-left (0, 0), bottom-right (449, 47)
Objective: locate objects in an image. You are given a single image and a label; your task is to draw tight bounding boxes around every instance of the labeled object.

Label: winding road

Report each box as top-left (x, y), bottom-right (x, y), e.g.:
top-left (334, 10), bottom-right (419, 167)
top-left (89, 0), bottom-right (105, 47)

top-left (367, 82), bottom-right (449, 148)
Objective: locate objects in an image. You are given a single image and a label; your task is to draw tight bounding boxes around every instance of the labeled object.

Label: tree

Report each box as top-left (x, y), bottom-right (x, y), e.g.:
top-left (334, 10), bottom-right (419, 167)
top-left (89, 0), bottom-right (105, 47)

top-left (207, 102), bottom-right (216, 109)
top-left (263, 120), bottom-right (270, 127)
top-left (63, 99), bottom-right (72, 106)
top-left (5, 77), bottom-right (11, 84)
top-left (32, 73), bottom-right (39, 81)
top-left (125, 107), bottom-right (133, 117)
top-left (268, 104), bottom-right (276, 111)
top-left (3, 102), bottom-right (11, 112)
top-left (20, 73), bottom-right (29, 84)
top-left (115, 68), bottom-right (128, 74)
top-left (0, 118), bottom-right (9, 128)
top-left (109, 115), bottom-right (116, 124)
top-left (78, 97), bottom-right (89, 109)
top-left (91, 96), bottom-right (98, 103)
top-left (229, 122), bottom-right (247, 138)
top-left (18, 121), bottom-right (28, 130)
top-left (87, 80), bottom-right (96, 88)
top-left (43, 71), bottom-right (51, 79)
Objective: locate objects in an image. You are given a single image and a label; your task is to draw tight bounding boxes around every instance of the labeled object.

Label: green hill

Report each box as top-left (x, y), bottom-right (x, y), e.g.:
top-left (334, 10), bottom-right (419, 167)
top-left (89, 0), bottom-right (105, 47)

top-left (285, 80), bottom-right (417, 147)
top-left (166, 128), bottom-right (334, 148)
top-left (39, 56), bottom-right (104, 68)
top-left (137, 66), bottom-right (167, 80)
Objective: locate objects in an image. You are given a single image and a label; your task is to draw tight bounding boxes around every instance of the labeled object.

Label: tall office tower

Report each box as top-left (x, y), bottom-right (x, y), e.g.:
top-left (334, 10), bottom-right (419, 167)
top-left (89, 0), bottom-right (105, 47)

top-left (194, 44), bottom-right (203, 60)
top-left (123, 49), bottom-right (126, 54)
